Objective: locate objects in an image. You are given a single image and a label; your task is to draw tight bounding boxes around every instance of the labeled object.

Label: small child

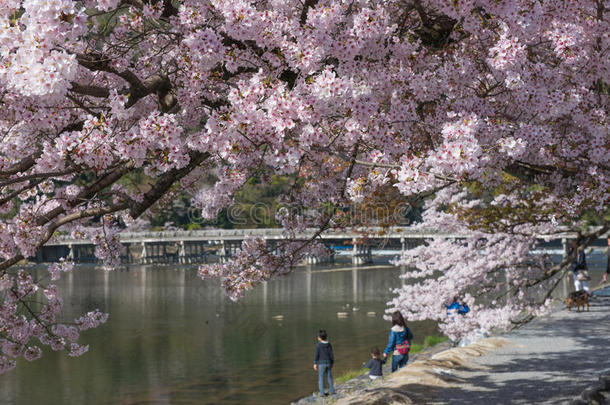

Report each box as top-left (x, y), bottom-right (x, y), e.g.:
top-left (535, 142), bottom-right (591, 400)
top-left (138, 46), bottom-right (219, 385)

top-left (313, 330), bottom-right (335, 396)
top-left (363, 347), bottom-right (386, 380)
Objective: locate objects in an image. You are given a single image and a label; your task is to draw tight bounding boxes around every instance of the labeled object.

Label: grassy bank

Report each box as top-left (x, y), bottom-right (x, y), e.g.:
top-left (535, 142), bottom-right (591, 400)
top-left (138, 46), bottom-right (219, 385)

top-left (335, 335), bottom-right (449, 384)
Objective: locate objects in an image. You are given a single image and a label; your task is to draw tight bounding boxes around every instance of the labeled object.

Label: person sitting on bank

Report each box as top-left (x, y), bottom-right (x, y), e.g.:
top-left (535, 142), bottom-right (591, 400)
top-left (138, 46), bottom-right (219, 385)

top-left (363, 347), bottom-right (386, 380)
top-left (446, 298), bottom-right (470, 316)
top-left (382, 311), bottom-right (414, 372)
top-left (446, 298), bottom-right (471, 346)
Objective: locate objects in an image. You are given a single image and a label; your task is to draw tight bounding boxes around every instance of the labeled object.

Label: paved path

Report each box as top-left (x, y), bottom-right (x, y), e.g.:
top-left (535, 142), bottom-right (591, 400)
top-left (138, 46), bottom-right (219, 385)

top-left (428, 293), bottom-right (610, 404)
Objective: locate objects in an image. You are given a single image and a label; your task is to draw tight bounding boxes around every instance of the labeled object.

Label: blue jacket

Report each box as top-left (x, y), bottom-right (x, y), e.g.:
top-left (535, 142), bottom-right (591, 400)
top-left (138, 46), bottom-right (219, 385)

top-left (384, 325), bottom-right (414, 356)
top-left (446, 302), bottom-right (470, 315)
top-left (364, 357), bottom-right (386, 376)
top-left (313, 341), bottom-right (334, 364)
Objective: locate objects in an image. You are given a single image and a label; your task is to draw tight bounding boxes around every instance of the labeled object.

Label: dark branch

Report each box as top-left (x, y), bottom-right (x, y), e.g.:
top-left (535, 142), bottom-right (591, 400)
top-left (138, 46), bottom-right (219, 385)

top-left (522, 225), bottom-right (609, 289)
top-left (160, 0), bottom-right (178, 19)
top-left (300, 0), bottom-right (319, 26)
top-left (504, 160), bottom-right (578, 183)
top-left (129, 151), bottom-right (210, 218)
top-left (35, 165), bottom-right (132, 227)
top-left (69, 82), bottom-right (111, 98)
top-left (0, 150), bottom-right (43, 177)
top-left (76, 54), bottom-right (174, 109)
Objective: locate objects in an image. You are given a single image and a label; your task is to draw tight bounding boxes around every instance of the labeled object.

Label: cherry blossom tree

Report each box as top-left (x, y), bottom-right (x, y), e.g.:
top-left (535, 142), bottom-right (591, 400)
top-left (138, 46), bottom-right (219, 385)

top-left (0, 0), bottom-right (608, 371)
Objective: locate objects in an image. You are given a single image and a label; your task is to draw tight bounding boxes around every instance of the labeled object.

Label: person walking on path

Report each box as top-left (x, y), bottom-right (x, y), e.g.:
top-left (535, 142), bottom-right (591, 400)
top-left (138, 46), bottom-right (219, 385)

top-left (383, 311), bottom-right (414, 372)
top-left (571, 241), bottom-right (590, 292)
top-left (313, 330), bottom-right (335, 397)
top-left (363, 347), bottom-right (386, 380)
top-left (601, 237), bottom-right (610, 285)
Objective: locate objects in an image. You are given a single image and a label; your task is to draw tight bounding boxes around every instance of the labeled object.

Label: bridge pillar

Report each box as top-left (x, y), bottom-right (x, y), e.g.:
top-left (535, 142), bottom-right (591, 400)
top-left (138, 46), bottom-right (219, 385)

top-left (140, 242), bottom-right (147, 264)
top-left (353, 268), bottom-right (359, 303)
top-left (327, 244), bottom-right (335, 263)
top-left (352, 239), bottom-right (372, 265)
top-left (354, 240), bottom-right (363, 265)
top-left (219, 241), bottom-right (228, 263)
top-left (190, 242), bottom-right (196, 264)
top-left (232, 242), bottom-right (239, 256)
top-left (562, 238), bottom-right (569, 259)
top-left (202, 243), bottom-right (208, 263)
top-left (123, 244), bottom-right (131, 264)
top-left (352, 239), bottom-right (360, 265)
top-left (400, 237), bottom-right (406, 255)
top-left (178, 241), bottom-right (186, 264)
top-left (306, 254), bottom-right (319, 265)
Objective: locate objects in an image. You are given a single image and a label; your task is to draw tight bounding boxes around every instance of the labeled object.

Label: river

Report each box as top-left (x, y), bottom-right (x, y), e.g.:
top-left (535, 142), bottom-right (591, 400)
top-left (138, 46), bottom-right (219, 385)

top-left (1, 248), bottom-right (607, 405)
top-left (0, 261), bottom-right (440, 405)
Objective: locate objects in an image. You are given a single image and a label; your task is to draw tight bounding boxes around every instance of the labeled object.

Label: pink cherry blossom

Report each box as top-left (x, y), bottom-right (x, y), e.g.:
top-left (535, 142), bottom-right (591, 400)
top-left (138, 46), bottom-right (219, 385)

top-left (0, 0), bottom-right (607, 372)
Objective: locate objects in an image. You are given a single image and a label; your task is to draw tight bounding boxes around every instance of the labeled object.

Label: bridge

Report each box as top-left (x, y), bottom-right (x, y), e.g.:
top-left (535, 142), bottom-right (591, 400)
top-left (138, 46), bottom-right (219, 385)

top-left (42, 227), bottom-right (443, 265)
top-left (47, 227), bottom-right (474, 244)
top-left (37, 227), bottom-right (602, 265)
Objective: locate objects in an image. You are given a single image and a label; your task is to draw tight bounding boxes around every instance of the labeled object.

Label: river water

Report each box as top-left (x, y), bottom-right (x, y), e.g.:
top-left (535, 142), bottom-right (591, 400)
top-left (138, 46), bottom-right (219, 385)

top-left (0, 261), bottom-right (439, 405)
top-left (1, 249), bottom-right (607, 405)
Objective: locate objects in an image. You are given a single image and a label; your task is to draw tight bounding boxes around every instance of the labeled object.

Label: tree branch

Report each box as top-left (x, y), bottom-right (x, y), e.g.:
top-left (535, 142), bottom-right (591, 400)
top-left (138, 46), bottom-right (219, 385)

top-left (76, 54), bottom-right (173, 108)
top-left (503, 160), bottom-right (579, 183)
top-left (522, 225), bottom-right (609, 289)
top-left (0, 150), bottom-right (43, 177)
top-left (300, 0), bottom-right (319, 25)
top-left (129, 151), bottom-right (210, 218)
top-left (69, 82), bottom-right (111, 98)
top-left (35, 165), bottom-right (133, 227)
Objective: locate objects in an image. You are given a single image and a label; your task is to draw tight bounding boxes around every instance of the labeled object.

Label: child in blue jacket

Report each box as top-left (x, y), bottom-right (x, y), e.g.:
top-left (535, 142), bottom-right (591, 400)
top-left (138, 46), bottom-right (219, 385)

top-left (363, 347), bottom-right (386, 380)
top-left (313, 330), bottom-right (335, 396)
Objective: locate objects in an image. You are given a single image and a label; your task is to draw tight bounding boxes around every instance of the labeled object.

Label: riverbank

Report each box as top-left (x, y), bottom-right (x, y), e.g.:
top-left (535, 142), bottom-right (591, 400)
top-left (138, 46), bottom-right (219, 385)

top-left (291, 336), bottom-right (454, 405)
top-left (331, 335), bottom-right (449, 385)
top-left (293, 285), bottom-right (610, 405)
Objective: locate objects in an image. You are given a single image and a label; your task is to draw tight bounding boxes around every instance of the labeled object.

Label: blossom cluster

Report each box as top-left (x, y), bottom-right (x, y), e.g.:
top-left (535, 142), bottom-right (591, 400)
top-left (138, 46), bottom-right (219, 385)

top-left (0, 0), bottom-right (608, 370)
top-left (0, 263), bottom-right (108, 374)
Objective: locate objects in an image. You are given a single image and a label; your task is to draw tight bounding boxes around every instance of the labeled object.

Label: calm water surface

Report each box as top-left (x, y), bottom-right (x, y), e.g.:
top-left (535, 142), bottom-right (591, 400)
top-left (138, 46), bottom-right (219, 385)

top-left (0, 262), bottom-right (438, 405)
top-left (2, 249), bottom-right (607, 405)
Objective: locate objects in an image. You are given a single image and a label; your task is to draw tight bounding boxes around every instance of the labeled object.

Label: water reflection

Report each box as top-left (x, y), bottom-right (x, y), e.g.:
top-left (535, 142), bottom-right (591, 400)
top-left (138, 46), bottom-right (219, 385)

top-left (2, 252), bottom-right (604, 405)
top-left (352, 268), bottom-right (358, 303)
top-left (0, 262), bottom-right (439, 405)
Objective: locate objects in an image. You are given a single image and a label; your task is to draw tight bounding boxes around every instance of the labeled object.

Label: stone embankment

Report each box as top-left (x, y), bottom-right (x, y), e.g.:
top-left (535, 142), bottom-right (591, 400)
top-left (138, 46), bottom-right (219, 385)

top-left (292, 338), bottom-right (508, 405)
top-left (294, 287), bottom-right (610, 405)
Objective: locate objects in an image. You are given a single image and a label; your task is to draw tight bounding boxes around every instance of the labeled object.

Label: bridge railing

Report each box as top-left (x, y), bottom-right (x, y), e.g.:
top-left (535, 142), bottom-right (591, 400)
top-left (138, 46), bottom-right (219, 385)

top-left (45, 226), bottom-right (603, 246)
top-left (46, 227), bottom-right (474, 245)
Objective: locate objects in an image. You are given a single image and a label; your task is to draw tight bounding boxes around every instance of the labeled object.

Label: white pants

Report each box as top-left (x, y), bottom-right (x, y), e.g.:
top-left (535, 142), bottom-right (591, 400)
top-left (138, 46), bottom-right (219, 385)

top-left (574, 277), bottom-right (590, 292)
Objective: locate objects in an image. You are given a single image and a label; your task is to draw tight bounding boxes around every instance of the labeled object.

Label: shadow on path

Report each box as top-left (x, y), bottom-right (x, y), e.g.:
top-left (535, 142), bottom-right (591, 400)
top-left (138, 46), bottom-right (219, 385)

top-left (426, 298), bottom-right (610, 404)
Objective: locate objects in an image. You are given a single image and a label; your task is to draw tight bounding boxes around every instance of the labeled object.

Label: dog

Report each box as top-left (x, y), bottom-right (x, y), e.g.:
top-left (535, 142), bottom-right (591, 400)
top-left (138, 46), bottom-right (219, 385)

top-left (564, 290), bottom-right (590, 312)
